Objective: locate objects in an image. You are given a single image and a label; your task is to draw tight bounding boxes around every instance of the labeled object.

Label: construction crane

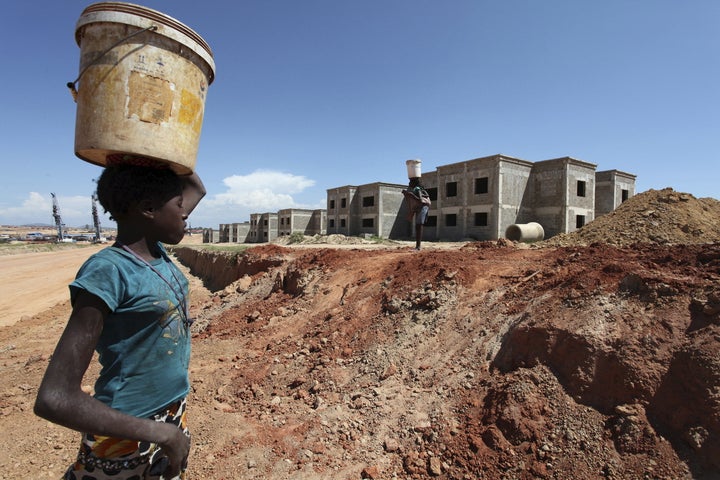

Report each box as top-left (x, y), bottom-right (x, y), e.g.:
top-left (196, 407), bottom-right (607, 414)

top-left (51, 193), bottom-right (65, 242)
top-left (91, 193), bottom-right (102, 242)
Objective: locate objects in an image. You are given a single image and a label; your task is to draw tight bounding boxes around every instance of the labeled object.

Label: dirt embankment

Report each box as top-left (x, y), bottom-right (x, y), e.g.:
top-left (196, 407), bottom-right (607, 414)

top-left (166, 239), bottom-right (719, 480)
top-left (1, 188), bottom-right (719, 480)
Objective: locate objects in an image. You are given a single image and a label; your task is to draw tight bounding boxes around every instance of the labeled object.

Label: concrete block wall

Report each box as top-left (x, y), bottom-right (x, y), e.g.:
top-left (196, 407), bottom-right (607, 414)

top-left (595, 170), bottom-right (636, 217)
top-left (435, 161), bottom-right (467, 241)
top-left (354, 184), bottom-right (375, 236)
top-left (327, 183), bottom-right (406, 238)
top-left (248, 213), bottom-right (278, 243)
top-left (278, 209), bottom-right (309, 237)
top-left (218, 223), bottom-right (231, 243)
top-left (327, 186), bottom-right (357, 236)
top-left (277, 209), bottom-right (327, 237)
top-left (429, 155), bottom-right (533, 241)
top-left (202, 228), bottom-right (220, 243)
top-left (496, 157), bottom-right (533, 239)
top-left (378, 184), bottom-right (407, 239)
top-left (248, 214), bottom-right (261, 243)
top-left (231, 223), bottom-right (251, 243)
top-left (264, 213), bottom-right (279, 243)
top-left (528, 157), bottom-right (597, 238)
top-left (305, 210), bottom-right (327, 236)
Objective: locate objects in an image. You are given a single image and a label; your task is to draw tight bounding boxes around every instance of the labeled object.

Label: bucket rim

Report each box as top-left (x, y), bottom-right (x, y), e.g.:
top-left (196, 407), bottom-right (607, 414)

top-left (75, 2), bottom-right (215, 84)
top-left (76, 149), bottom-right (193, 176)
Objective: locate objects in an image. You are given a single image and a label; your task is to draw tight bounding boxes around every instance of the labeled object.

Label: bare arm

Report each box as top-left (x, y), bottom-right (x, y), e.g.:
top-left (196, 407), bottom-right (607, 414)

top-left (182, 172), bottom-right (206, 215)
top-left (34, 291), bottom-right (189, 478)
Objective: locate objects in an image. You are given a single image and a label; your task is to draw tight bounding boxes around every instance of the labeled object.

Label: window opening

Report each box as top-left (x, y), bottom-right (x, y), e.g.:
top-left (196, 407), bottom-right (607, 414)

top-left (475, 177), bottom-right (489, 194)
top-left (577, 180), bottom-right (586, 197)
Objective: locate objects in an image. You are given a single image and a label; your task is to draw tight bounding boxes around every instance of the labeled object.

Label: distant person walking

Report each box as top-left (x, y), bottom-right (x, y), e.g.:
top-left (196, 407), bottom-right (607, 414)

top-left (402, 177), bottom-right (431, 250)
top-left (34, 163), bottom-right (205, 480)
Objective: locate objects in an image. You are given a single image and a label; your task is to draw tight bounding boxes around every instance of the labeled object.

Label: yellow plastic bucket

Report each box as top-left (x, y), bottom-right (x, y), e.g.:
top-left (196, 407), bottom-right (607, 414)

top-left (71, 2), bottom-right (215, 174)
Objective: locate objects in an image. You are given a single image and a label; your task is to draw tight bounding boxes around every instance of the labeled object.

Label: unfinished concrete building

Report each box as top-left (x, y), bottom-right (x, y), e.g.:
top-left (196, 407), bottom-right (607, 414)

top-left (277, 208), bottom-right (327, 237)
top-left (527, 157), bottom-right (599, 239)
top-left (429, 154), bottom-right (633, 241)
top-left (427, 154), bottom-right (538, 241)
top-left (217, 224), bottom-right (230, 243)
top-left (202, 228), bottom-right (220, 243)
top-left (248, 213), bottom-right (278, 243)
top-left (218, 222), bottom-right (251, 243)
top-left (211, 153), bottom-right (635, 244)
top-left (326, 183), bottom-right (409, 239)
top-left (594, 169), bottom-right (636, 217)
top-left (325, 154), bottom-right (635, 242)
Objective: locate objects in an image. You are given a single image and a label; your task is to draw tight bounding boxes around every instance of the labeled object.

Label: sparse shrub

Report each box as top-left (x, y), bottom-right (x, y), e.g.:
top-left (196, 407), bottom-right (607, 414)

top-left (288, 232), bottom-right (305, 244)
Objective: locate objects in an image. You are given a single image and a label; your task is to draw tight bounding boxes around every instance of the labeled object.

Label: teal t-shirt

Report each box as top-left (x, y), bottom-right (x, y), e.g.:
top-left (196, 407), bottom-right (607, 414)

top-left (70, 243), bottom-right (191, 418)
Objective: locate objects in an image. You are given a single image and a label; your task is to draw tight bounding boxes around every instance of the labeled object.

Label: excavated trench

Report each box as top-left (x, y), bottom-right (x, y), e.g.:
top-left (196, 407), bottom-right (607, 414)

top-left (172, 246), bottom-right (286, 292)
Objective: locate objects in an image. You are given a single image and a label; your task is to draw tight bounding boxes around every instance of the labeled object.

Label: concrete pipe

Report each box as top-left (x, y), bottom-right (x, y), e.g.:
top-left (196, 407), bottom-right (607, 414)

top-left (505, 222), bottom-right (545, 243)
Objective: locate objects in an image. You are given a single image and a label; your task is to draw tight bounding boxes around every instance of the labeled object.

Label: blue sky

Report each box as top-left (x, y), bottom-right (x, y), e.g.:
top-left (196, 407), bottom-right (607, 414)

top-left (1, 1), bottom-right (718, 228)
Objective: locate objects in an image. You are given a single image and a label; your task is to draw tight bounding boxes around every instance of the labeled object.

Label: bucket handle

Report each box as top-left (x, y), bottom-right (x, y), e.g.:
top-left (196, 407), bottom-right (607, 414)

top-left (67, 25), bottom-right (158, 102)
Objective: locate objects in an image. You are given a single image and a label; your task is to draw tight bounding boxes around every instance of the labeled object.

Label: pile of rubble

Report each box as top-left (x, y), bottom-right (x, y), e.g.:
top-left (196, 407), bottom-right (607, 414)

top-left (542, 188), bottom-right (720, 247)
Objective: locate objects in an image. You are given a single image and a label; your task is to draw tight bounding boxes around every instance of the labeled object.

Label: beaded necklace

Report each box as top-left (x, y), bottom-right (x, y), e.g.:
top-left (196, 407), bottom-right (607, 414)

top-left (117, 242), bottom-right (193, 328)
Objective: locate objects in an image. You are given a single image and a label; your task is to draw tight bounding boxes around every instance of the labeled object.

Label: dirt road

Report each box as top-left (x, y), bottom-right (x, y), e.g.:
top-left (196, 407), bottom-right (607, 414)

top-left (0, 245), bottom-right (103, 327)
top-left (0, 233), bottom-right (206, 327)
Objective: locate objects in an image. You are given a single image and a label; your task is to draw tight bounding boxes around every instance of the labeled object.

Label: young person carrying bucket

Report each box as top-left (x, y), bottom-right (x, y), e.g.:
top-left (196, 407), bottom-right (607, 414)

top-left (402, 160), bottom-right (431, 250)
top-left (35, 3), bottom-right (213, 479)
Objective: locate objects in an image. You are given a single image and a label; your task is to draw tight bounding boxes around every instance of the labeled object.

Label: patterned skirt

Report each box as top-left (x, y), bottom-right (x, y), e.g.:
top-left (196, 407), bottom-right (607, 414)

top-left (62, 398), bottom-right (189, 480)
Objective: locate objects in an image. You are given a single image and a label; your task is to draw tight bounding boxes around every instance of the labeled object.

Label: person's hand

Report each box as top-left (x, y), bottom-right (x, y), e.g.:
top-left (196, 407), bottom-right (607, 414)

top-left (158, 423), bottom-right (190, 479)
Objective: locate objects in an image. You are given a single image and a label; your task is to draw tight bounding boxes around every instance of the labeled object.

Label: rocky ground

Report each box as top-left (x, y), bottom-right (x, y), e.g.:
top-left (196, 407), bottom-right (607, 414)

top-left (0, 188), bottom-right (719, 479)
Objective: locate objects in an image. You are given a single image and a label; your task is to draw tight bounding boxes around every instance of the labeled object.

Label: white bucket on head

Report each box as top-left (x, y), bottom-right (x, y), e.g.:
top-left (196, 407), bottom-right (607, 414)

top-left (406, 159), bottom-right (422, 178)
top-left (72, 2), bottom-right (215, 174)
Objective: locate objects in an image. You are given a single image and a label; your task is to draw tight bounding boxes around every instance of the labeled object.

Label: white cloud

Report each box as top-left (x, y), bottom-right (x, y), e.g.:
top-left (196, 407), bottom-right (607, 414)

top-left (0, 170), bottom-right (320, 229)
top-left (0, 192), bottom-right (113, 228)
top-left (189, 170), bottom-right (320, 228)
top-left (0, 192), bottom-right (51, 225)
top-left (224, 170), bottom-right (315, 195)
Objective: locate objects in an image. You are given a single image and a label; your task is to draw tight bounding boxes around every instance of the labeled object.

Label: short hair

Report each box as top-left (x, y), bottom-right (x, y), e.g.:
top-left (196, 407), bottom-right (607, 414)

top-left (96, 164), bottom-right (182, 220)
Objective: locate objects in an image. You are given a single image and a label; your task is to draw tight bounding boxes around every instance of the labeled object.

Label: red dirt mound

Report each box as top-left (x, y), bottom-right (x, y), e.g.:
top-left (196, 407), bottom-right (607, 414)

top-left (172, 240), bottom-right (718, 479)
